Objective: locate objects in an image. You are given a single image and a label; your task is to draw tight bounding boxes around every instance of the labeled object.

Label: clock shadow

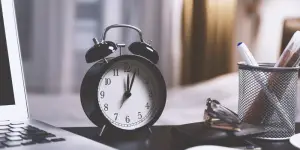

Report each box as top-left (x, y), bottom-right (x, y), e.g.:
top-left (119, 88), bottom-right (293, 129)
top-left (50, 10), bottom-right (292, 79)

top-left (90, 126), bottom-right (173, 150)
top-left (93, 126), bottom-right (151, 150)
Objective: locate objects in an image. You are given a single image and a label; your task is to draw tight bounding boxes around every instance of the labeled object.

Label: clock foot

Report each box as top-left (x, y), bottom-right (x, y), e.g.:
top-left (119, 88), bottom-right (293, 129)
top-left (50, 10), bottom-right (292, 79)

top-left (99, 125), bottom-right (106, 136)
top-left (148, 127), bottom-right (152, 134)
top-left (103, 58), bottom-right (108, 63)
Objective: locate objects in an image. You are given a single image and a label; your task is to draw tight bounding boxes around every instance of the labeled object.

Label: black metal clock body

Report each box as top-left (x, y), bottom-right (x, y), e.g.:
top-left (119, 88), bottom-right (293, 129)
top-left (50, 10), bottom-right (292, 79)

top-left (80, 55), bottom-right (167, 132)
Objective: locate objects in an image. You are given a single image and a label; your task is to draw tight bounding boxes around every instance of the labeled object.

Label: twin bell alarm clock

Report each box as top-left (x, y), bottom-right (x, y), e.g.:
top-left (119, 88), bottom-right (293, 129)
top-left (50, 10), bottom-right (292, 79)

top-left (80, 24), bottom-right (167, 135)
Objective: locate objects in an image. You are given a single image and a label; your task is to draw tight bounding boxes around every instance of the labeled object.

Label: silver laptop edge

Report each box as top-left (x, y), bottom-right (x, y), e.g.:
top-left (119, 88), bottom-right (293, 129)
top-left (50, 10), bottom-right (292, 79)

top-left (0, 0), bottom-right (115, 149)
top-left (0, 0), bottom-right (28, 121)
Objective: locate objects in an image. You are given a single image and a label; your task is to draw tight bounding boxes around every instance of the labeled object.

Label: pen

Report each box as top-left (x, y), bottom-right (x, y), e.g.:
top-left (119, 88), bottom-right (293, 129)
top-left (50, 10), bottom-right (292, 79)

top-left (275, 31), bottom-right (300, 67)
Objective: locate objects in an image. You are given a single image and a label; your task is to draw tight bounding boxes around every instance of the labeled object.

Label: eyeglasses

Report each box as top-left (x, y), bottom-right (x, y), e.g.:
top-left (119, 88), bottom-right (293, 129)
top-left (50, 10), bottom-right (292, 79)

top-left (204, 98), bottom-right (241, 131)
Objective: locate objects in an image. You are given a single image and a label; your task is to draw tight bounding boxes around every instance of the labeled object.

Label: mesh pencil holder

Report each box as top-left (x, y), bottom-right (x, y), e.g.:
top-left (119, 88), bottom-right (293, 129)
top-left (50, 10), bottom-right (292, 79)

top-left (238, 62), bottom-right (299, 140)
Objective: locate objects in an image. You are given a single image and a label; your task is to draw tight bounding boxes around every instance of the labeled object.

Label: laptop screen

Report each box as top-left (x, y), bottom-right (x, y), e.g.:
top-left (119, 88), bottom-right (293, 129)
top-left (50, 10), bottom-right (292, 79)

top-left (0, 2), bottom-right (16, 106)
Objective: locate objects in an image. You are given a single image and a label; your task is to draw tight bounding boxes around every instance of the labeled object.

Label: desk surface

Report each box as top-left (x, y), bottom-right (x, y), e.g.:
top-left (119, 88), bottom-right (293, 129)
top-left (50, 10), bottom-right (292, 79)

top-left (63, 123), bottom-right (300, 150)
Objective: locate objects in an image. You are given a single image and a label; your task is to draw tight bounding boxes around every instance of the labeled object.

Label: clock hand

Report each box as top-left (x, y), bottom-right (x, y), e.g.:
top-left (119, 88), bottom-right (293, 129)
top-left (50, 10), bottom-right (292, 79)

top-left (120, 71), bottom-right (136, 108)
top-left (124, 70), bottom-right (136, 98)
top-left (127, 74), bottom-right (130, 92)
top-left (129, 70), bottom-right (137, 92)
top-left (124, 74), bottom-right (132, 98)
top-left (121, 74), bottom-right (132, 108)
top-left (119, 94), bottom-right (127, 109)
top-left (124, 78), bottom-right (127, 92)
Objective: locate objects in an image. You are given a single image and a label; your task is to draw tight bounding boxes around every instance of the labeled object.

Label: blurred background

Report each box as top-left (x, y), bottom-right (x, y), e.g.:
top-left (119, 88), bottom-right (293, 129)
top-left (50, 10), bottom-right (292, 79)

top-left (13, 0), bottom-right (300, 127)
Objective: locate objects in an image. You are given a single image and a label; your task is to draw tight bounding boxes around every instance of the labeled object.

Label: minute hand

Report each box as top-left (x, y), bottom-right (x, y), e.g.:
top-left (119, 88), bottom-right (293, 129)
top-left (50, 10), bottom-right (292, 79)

top-left (128, 70), bottom-right (137, 93)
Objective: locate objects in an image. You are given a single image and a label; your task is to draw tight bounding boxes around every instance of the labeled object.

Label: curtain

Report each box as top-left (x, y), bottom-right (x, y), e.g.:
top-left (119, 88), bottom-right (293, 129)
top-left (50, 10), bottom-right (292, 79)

top-left (161, 0), bottom-right (183, 87)
top-left (181, 0), bottom-right (237, 85)
top-left (16, 0), bottom-right (182, 93)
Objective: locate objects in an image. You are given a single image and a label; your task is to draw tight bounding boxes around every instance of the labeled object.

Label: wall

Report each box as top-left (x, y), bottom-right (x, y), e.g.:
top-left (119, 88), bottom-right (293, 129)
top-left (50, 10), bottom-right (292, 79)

top-left (253, 0), bottom-right (300, 63)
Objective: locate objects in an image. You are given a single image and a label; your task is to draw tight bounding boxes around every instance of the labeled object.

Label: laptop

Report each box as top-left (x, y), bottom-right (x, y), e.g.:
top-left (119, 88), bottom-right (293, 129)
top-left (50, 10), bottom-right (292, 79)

top-left (0, 0), bottom-right (116, 149)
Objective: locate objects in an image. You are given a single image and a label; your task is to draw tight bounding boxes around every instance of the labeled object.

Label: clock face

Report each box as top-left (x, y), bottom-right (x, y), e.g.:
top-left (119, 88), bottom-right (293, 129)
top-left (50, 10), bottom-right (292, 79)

top-left (96, 58), bottom-right (164, 130)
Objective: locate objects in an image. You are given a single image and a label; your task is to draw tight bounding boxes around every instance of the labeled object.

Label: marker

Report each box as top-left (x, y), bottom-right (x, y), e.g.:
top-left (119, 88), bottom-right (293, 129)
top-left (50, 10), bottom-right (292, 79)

top-left (237, 42), bottom-right (258, 66)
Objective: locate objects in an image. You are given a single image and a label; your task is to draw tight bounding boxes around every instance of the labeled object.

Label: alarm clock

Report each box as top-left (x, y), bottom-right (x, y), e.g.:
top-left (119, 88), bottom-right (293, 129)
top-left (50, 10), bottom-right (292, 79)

top-left (80, 24), bottom-right (167, 134)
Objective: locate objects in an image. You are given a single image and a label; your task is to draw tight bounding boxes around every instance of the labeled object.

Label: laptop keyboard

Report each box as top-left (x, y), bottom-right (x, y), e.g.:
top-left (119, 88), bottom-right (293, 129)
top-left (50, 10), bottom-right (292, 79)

top-left (0, 122), bottom-right (65, 148)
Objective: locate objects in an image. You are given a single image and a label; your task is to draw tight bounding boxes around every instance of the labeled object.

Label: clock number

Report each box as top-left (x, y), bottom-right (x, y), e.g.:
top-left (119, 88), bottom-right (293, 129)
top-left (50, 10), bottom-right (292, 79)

top-left (138, 112), bottom-right (142, 119)
top-left (146, 103), bottom-right (150, 109)
top-left (104, 103), bottom-right (108, 111)
top-left (124, 63), bottom-right (131, 72)
top-left (113, 69), bottom-right (119, 76)
top-left (125, 116), bottom-right (130, 123)
top-left (114, 113), bottom-right (118, 120)
top-left (105, 78), bottom-right (111, 85)
top-left (100, 91), bottom-right (105, 99)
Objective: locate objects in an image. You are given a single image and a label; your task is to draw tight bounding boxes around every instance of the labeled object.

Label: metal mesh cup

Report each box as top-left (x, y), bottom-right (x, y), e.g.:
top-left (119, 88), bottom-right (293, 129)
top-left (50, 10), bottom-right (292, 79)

top-left (238, 62), bottom-right (299, 140)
